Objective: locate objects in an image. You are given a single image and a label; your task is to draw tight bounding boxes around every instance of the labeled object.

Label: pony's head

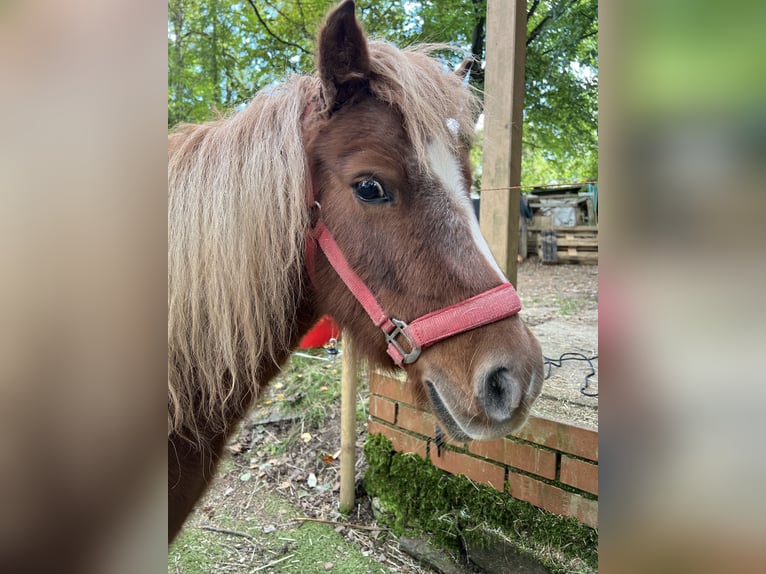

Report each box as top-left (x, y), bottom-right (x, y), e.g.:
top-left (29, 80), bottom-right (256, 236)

top-left (303, 1), bottom-right (543, 441)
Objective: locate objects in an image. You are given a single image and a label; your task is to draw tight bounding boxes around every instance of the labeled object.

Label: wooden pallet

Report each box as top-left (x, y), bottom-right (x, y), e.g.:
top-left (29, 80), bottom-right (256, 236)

top-left (527, 225), bottom-right (597, 256)
top-left (534, 226), bottom-right (598, 264)
top-left (537, 244), bottom-right (598, 264)
top-left (555, 250), bottom-right (598, 263)
top-left (552, 237), bottom-right (598, 249)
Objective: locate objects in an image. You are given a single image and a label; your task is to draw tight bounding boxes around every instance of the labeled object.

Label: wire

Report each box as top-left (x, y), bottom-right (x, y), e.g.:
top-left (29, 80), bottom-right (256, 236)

top-left (480, 181), bottom-right (598, 193)
top-left (543, 352), bottom-right (598, 397)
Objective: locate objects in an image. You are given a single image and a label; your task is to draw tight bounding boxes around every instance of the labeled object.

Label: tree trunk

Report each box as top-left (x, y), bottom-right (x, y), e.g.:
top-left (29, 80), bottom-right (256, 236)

top-left (469, 0), bottom-right (486, 92)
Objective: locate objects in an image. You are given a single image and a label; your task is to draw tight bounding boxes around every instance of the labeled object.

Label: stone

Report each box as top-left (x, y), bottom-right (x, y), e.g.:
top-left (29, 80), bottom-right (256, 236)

top-left (466, 537), bottom-right (550, 574)
top-left (398, 537), bottom-right (469, 574)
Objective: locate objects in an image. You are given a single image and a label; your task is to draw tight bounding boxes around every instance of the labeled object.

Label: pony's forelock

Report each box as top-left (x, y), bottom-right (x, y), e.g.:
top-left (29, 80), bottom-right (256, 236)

top-left (366, 42), bottom-right (480, 166)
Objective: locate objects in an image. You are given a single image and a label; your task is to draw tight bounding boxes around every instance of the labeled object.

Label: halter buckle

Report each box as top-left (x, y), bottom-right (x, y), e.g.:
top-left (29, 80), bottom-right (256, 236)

top-left (385, 318), bottom-right (421, 365)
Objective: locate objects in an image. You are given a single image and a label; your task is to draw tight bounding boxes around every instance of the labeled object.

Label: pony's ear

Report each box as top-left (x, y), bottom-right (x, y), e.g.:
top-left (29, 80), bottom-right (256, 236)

top-left (316, 0), bottom-right (370, 112)
top-left (455, 58), bottom-right (475, 81)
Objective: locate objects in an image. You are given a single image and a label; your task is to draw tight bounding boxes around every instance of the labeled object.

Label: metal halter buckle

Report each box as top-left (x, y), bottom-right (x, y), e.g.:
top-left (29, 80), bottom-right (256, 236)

top-left (385, 318), bottom-right (421, 365)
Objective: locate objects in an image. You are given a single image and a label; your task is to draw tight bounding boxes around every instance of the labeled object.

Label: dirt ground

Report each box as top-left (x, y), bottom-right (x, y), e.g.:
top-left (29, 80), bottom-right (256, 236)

top-left (516, 260), bottom-right (599, 429)
top-left (169, 260), bottom-right (598, 573)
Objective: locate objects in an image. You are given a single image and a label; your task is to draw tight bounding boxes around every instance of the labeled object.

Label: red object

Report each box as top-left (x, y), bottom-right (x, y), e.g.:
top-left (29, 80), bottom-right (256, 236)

top-left (298, 315), bottom-right (341, 349)
top-left (307, 221), bottom-right (521, 367)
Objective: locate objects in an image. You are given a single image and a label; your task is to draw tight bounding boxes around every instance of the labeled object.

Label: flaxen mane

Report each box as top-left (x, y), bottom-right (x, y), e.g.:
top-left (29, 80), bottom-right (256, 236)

top-left (168, 42), bottom-right (479, 446)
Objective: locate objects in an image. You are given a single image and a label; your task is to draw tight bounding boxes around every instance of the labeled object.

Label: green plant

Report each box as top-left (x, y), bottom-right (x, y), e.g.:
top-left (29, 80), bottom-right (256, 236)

top-left (558, 297), bottom-right (582, 316)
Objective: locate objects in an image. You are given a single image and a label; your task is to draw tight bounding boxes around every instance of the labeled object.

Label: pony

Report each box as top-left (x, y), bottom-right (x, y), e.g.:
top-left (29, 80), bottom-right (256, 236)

top-left (168, 0), bottom-right (543, 541)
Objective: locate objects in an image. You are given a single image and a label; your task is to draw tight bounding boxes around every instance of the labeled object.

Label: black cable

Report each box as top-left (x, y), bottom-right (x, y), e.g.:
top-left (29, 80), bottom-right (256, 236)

top-left (543, 352), bottom-right (598, 397)
top-left (434, 425), bottom-right (444, 457)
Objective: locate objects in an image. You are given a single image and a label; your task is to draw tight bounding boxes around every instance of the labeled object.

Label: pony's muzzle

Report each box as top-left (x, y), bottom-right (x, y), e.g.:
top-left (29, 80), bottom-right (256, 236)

top-left (476, 366), bottom-right (522, 424)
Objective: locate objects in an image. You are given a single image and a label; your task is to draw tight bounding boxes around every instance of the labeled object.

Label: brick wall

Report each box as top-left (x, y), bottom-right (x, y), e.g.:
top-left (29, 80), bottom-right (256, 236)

top-left (368, 371), bottom-right (598, 528)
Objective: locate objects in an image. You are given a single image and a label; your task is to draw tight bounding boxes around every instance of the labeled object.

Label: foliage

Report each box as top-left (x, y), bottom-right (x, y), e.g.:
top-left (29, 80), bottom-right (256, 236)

top-left (364, 433), bottom-right (598, 573)
top-left (523, 0), bottom-right (598, 185)
top-left (256, 351), bottom-right (343, 429)
top-left (168, 0), bottom-right (597, 186)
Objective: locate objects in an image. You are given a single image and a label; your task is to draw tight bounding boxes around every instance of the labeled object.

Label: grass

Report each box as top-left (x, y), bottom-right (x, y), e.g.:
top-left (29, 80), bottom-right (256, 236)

top-left (273, 520), bottom-right (389, 574)
top-left (169, 489), bottom-right (390, 573)
top-left (252, 347), bottom-right (372, 449)
top-left (169, 526), bottom-right (230, 574)
top-left (558, 297), bottom-right (583, 316)
top-left (267, 351), bottom-right (343, 429)
top-left (170, 343), bottom-right (390, 573)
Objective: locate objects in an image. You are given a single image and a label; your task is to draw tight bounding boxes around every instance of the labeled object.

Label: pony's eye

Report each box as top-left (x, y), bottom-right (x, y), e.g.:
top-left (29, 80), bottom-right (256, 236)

top-left (353, 179), bottom-right (389, 204)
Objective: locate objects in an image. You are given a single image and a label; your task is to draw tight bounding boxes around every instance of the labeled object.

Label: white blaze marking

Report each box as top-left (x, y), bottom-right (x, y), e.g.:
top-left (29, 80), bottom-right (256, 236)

top-left (426, 140), bottom-right (507, 282)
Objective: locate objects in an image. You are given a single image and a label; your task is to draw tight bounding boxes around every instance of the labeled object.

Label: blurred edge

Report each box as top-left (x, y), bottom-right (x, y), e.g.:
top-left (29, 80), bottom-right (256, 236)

top-left (2, 0), bottom-right (766, 572)
top-left (601, 0), bottom-right (766, 572)
top-left (0, 1), bottom-right (167, 573)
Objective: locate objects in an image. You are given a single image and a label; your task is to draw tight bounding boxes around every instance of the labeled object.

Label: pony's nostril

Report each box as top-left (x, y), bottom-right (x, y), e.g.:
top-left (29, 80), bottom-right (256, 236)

top-left (481, 367), bottom-right (518, 423)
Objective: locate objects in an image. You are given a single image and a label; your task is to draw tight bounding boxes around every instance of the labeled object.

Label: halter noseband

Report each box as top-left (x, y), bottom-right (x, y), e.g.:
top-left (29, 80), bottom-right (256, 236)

top-left (303, 107), bottom-right (521, 368)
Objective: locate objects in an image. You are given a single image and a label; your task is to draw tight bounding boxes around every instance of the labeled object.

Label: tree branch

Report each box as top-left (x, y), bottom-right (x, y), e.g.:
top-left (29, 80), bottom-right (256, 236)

top-left (470, 0), bottom-right (486, 62)
top-left (527, 0), bottom-right (579, 46)
top-left (527, 13), bottom-right (552, 46)
top-left (577, 29), bottom-right (598, 43)
top-left (200, 525), bottom-right (256, 541)
top-left (264, 0), bottom-right (302, 32)
top-left (291, 517), bottom-right (389, 531)
top-left (245, 0), bottom-right (312, 56)
top-left (251, 555), bottom-right (294, 572)
top-left (293, 0), bottom-right (312, 41)
top-left (527, 0), bottom-right (542, 22)
top-left (465, 0), bottom-right (486, 90)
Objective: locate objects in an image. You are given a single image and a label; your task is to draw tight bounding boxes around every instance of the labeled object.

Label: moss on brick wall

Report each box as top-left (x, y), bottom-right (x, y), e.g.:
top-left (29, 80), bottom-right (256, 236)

top-left (364, 433), bottom-right (598, 573)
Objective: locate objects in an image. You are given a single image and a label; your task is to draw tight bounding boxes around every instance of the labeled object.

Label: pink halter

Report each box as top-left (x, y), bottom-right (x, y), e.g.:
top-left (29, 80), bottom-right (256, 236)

top-left (306, 214), bottom-right (522, 368)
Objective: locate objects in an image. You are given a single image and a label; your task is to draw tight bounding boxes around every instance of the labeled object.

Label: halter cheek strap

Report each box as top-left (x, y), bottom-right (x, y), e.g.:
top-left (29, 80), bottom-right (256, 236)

top-left (308, 220), bottom-right (522, 368)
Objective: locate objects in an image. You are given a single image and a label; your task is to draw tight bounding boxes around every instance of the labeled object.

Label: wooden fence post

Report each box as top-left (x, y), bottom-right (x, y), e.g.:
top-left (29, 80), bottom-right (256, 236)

top-left (480, 0), bottom-right (527, 286)
top-left (339, 333), bottom-right (356, 514)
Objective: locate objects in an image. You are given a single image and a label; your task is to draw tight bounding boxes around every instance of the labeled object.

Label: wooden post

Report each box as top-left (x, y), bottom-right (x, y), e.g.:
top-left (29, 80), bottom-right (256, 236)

top-left (480, 0), bottom-right (527, 286)
top-left (338, 333), bottom-right (356, 514)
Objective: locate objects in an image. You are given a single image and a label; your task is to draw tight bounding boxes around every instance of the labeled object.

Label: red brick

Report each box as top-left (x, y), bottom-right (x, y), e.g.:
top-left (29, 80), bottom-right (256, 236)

top-left (367, 421), bottom-right (427, 459)
top-left (445, 436), bottom-right (468, 449)
top-left (560, 456), bottom-right (598, 495)
top-left (507, 471), bottom-right (598, 528)
top-left (469, 438), bottom-right (557, 479)
top-left (369, 395), bottom-right (396, 424)
top-left (514, 416), bottom-right (598, 461)
top-left (397, 405), bottom-right (467, 449)
top-left (396, 404), bottom-right (436, 438)
top-left (369, 372), bottom-right (419, 407)
top-left (430, 449), bottom-right (505, 491)
top-left (567, 493), bottom-right (598, 528)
